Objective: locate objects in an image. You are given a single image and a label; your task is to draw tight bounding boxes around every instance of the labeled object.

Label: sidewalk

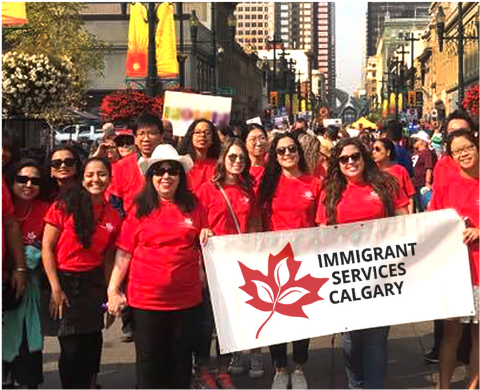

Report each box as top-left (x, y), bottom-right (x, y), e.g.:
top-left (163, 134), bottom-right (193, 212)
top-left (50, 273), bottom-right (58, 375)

top-left (41, 320), bottom-right (468, 389)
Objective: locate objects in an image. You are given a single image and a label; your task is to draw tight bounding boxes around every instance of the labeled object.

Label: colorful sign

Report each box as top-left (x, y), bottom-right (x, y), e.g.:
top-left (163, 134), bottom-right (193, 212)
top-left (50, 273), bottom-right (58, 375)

top-left (202, 210), bottom-right (474, 353)
top-left (163, 91), bottom-right (232, 137)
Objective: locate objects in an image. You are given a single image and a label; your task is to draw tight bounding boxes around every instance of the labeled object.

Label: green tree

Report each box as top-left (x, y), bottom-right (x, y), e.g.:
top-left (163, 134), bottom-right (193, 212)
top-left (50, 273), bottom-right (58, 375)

top-left (4, 2), bottom-right (111, 122)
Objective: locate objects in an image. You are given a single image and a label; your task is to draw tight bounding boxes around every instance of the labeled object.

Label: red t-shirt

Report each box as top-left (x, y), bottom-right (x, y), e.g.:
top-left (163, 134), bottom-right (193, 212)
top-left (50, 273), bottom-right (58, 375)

top-left (316, 181), bottom-right (409, 225)
top-left (313, 162), bottom-right (327, 181)
top-left (264, 174), bottom-right (322, 232)
top-left (15, 200), bottom-right (51, 246)
top-left (198, 181), bottom-right (256, 235)
top-left (2, 180), bottom-right (15, 268)
top-left (116, 201), bottom-right (207, 311)
top-left (109, 153), bottom-right (144, 215)
top-left (387, 164), bottom-right (416, 198)
top-left (250, 166), bottom-right (265, 196)
top-left (433, 155), bottom-right (460, 190)
top-left (187, 158), bottom-right (216, 195)
top-left (44, 201), bottom-right (121, 272)
top-left (429, 172), bottom-right (479, 285)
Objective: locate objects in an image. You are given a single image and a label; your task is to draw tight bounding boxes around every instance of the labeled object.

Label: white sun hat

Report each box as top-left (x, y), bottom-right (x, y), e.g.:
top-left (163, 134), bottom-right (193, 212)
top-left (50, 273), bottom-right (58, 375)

top-left (139, 144), bottom-right (194, 174)
top-left (411, 130), bottom-right (431, 144)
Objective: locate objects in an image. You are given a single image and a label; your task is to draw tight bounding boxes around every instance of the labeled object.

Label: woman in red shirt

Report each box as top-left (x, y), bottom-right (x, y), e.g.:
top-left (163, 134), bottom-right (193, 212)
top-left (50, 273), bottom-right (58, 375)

top-left (243, 124), bottom-right (269, 195)
top-left (429, 130), bottom-right (479, 389)
top-left (42, 157), bottom-right (120, 389)
top-left (3, 159), bottom-right (51, 389)
top-left (47, 146), bottom-right (83, 198)
top-left (372, 138), bottom-right (415, 214)
top-left (197, 138), bottom-right (261, 387)
top-left (178, 119), bottom-right (222, 195)
top-left (258, 133), bottom-right (322, 389)
top-left (107, 144), bottom-right (213, 389)
top-left (316, 138), bottom-right (408, 389)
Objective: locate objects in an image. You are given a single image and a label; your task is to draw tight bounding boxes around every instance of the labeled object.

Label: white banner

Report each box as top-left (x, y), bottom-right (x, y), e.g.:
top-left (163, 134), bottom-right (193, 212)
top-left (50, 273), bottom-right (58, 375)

top-left (162, 91), bottom-right (232, 137)
top-left (202, 209), bottom-right (474, 354)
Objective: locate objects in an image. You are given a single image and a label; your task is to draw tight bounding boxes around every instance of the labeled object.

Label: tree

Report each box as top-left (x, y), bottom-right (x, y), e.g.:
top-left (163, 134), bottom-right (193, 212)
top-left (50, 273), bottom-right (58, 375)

top-left (4, 3), bottom-right (110, 122)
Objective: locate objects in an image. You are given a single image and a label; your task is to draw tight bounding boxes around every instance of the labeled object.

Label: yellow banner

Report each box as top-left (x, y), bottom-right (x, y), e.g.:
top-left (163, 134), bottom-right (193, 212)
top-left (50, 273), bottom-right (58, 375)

top-left (2, 2), bottom-right (27, 26)
top-left (382, 99), bottom-right (389, 118)
top-left (292, 95), bottom-right (298, 115)
top-left (398, 93), bottom-right (403, 113)
top-left (156, 2), bottom-right (178, 78)
top-left (389, 93), bottom-right (396, 115)
top-left (126, 3), bottom-right (148, 78)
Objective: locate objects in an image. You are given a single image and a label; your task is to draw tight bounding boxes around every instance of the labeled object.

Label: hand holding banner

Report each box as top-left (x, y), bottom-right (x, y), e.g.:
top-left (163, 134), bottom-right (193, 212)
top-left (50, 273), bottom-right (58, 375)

top-left (202, 209), bottom-right (474, 353)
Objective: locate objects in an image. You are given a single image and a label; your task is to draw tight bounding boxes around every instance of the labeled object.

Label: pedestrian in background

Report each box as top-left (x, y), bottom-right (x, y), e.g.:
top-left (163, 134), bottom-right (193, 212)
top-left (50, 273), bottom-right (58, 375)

top-left (107, 145), bottom-right (212, 389)
top-left (47, 146), bottom-right (83, 199)
top-left (316, 138), bottom-right (408, 389)
top-left (42, 157), bottom-right (120, 389)
top-left (429, 130), bottom-right (479, 390)
top-left (243, 124), bottom-right (269, 195)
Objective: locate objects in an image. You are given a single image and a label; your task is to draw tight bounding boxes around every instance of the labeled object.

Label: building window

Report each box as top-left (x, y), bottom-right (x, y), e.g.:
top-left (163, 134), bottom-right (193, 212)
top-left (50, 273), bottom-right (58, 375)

top-left (245, 7), bottom-right (250, 12)
top-left (281, 20), bottom-right (288, 25)
top-left (252, 14), bottom-right (256, 19)
top-left (281, 4), bottom-right (288, 10)
top-left (251, 7), bottom-right (256, 11)
top-left (245, 22), bottom-right (250, 27)
top-left (245, 14), bottom-right (250, 19)
top-left (252, 22), bottom-right (256, 27)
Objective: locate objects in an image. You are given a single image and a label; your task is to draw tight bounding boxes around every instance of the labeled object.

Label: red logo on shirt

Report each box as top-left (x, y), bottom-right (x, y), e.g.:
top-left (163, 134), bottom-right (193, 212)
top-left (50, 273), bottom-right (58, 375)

top-left (238, 243), bottom-right (329, 339)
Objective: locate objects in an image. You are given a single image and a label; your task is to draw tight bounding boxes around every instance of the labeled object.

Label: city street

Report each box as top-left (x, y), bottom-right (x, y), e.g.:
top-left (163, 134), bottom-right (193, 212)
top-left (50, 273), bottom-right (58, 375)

top-left (41, 320), bottom-right (469, 389)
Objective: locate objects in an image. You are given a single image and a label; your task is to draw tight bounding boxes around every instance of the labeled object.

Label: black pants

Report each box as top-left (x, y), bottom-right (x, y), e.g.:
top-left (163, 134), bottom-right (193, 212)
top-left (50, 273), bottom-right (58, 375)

top-left (58, 331), bottom-right (102, 389)
top-left (269, 339), bottom-right (310, 369)
top-left (133, 305), bottom-right (199, 389)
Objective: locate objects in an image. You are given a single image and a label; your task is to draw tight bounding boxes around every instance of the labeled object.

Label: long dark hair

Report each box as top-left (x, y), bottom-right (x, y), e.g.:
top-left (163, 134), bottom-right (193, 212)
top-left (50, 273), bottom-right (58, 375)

top-left (212, 138), bottom-right (253, 195)
top-left (374, 138), bottom-right (396, 161)
top-left (2, 129), bottom-right (21, 176)
top-left (6, 158), bottom-right (51, 201)
top-left (258, 133), bottom-right (308, 207)
top-left (135, 160), bottom-right (196, 219)
top-left (46, 145), bottom-right (83, 198)
top-left (58, 157), bottom-right (112, 249)
top-left (323, 138), bottom-right (399, 225)
top-left (177, 119), bottom-right (221, 161)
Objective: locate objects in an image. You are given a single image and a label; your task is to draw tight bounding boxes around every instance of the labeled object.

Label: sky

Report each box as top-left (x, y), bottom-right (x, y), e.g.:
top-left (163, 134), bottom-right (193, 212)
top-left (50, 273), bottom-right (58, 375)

top-left (335, 1), bottom-right (368, 95)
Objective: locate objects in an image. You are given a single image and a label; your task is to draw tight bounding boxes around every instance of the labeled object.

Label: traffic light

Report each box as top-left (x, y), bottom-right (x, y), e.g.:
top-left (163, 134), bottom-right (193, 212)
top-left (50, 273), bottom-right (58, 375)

top-left (407, 91), bottom-right (416, 107)
top-left (270, 92), bottom-right (278, 108)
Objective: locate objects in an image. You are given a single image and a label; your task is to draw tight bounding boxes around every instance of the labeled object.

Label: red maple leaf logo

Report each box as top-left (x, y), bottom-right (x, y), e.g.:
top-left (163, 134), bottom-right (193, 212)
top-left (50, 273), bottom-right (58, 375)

top-left (238, 243), bottom-right (329, 339)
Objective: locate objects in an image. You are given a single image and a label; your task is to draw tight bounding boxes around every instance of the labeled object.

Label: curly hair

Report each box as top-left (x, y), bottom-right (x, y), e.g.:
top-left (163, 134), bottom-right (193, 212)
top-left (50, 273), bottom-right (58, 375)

top-left (177, 119), bottom-right (222, 161)
top-left (322, 138), bottom-right (400, 225)
top-left (58, 157), bottom-right (112, 249)
top-left (258, 132), bottom-right (308, 207)
top-left (212, 138), bottom-right (253, 195)
top-left (298, 133), bottom-right (321, 175)
top-left (135, 160), bottom-right (196, 219)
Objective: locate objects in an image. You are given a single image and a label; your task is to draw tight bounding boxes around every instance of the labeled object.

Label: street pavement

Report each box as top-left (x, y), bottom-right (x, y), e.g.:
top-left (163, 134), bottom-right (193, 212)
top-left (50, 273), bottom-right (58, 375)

top-left (41, 320), bottom-right (469, 389)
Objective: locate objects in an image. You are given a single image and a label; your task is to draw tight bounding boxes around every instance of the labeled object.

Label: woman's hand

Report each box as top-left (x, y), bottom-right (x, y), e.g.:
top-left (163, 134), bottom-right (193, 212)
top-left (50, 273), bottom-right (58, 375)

top-left (107, 288), bottom-right (126, 317)
top-left (463, 228), bottom-right (479, 245)
top-left (50, 288), bottom-right (70, 320)
top-left (200, 228), bottom-right (214, 246)
top-left (11, 270), bottom-right (27, 299)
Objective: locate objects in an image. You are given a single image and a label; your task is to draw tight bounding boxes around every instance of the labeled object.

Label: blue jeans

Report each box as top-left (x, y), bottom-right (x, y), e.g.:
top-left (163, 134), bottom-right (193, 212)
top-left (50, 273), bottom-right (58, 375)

top-left (342, 326), bottom-right (390, 389)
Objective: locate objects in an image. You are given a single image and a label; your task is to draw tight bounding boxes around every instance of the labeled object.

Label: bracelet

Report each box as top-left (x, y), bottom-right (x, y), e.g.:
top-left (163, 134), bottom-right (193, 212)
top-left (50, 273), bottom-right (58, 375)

top-left (14, 267), bottom-right (28, 273)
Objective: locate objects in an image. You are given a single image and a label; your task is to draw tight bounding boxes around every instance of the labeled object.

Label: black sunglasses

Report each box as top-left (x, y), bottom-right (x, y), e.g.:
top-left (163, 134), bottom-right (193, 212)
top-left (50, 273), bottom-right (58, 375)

top-left (276, 145), bottom-right (298, 156)
top-left (152, 166), bottom-right (180, 177)
top-left (339, 152), bottom-right (362, 165)
top-left (115, 137), bottom-right (135, 147)
top-left (15, 175), bottom-right (41, 186)
top-left (50, 158), bottom-right (76, 169)
top-left (226, 153), bottom-right (247, 164)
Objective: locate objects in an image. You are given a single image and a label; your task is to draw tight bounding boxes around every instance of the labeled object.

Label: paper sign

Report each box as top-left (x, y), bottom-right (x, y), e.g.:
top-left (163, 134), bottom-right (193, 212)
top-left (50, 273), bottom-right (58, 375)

top-left (202, 209), bottom-right (474, 353)
top-left (163, 91), bottom-right (232, 137)
top-left (246, 117), bottom-right (262, 126)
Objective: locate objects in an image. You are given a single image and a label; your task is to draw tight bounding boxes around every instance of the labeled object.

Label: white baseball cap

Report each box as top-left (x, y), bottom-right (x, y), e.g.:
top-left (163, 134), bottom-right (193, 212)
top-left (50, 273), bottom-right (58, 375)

top-left (411, 131), bottom-right (431, 144)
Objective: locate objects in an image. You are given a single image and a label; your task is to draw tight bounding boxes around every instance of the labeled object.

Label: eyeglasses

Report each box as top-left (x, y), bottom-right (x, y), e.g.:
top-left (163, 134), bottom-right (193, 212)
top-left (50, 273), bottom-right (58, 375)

top-left (451, 144), bottom-right (476, 157)
top-left (373, 146), bottom-right (384, 153)
top-left (226, 153), bottom-right (247, 164)
top-left (15, 175), bottom-right (41, 186)
top-left (247, 136), bottom-right (267, 145)
top-left (136, 130), bottom-right (161, 138)
top-left (193, 131), bottom-right (212, 138)
top-left (50, 158), bottom-right (76, 169)
top-left (152, 166), bottom-right (180, 177)
top-left (115, 137), bottom-right (135, 147)
top-left (276, 145), bottom-right (298, 156)
top-left (339, 152), bottom-right (362, 165)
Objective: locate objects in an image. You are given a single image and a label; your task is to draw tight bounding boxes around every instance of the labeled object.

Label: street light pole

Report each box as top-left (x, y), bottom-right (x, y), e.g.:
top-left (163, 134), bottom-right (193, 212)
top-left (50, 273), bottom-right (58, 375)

top-left (146, 2), bottom-right (158, 97)
top-left (211, 2), bottom-right (217, 95)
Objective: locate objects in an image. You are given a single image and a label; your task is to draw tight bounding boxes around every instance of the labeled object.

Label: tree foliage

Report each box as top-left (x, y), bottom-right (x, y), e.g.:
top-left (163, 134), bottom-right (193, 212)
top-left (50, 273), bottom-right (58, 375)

top-left (4, 2), bottom-right (111, 122)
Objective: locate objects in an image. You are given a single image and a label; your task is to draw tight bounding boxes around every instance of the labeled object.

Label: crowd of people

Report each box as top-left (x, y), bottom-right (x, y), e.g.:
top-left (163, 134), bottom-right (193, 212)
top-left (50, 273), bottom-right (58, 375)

top-left (1, 109), bottom-right (478, 390)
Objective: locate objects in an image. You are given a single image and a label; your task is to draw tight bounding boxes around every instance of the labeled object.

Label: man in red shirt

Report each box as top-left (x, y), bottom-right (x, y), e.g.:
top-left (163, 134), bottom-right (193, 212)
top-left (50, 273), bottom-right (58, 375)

top-left (109, 113), bottom-right (164, 217)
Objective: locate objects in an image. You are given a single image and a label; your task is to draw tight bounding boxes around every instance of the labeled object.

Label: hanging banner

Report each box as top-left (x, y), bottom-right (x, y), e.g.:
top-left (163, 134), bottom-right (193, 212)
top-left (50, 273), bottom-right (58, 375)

top-left (382, 99), bottom-right (389, 118)
top-left (163, 91), bottom-right (232, 136)
top-left (126, 3), bottom-right (149, 78)
top-left (292, 95), bottom-right (299, 115)
top-left (2, 2), bottom-right (28, 26)
top-left (389, 92), bottom-right (396, 115)
top-left (202, 209), bottom-right (474, 354)
top-left (155, 2), bottom-right (178, 78)
top-left (398, 93), bottom-right (403, 113)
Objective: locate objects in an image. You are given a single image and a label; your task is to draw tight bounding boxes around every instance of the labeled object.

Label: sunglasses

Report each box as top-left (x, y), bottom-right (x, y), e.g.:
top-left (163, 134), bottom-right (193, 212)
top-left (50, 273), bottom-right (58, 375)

top-left (115, 137), bottom-right (135, 147)
top-left (276, 145), bottom-right (298, 156)
top-left (152, 166), bottom-right (180, 177)
top-left (339, 152), bottom-right (362, 165)
top-left (15, 175), bottom-right (41, 186)
top-left (226, 153), bottom-right (247, 164)
top-left (50, 158), bottom-right (76, 169)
